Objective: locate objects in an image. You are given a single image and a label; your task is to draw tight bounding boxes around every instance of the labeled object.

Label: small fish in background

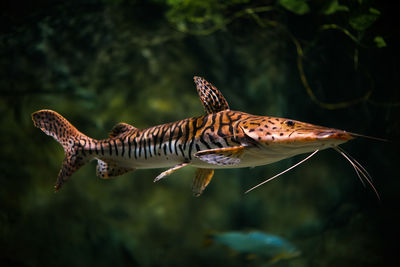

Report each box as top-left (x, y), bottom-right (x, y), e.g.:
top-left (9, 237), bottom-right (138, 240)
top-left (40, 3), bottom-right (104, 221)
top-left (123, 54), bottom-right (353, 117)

top-left (206, 231), bottom-right (301, 263)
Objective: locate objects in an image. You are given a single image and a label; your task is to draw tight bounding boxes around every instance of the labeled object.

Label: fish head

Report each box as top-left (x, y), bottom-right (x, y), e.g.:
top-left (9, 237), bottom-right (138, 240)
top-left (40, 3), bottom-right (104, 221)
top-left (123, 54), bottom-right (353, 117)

top-left (236, 115), bottom-right (354, 155)
top-left (235, 113), bottom-right (381, 199)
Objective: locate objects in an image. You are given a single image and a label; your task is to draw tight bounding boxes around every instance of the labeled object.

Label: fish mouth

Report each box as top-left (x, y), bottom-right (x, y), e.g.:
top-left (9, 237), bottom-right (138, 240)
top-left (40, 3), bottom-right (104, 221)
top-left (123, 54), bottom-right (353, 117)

top-left (313, 129), bottom-right (355, 141)
top-left (312, 129), bottom-right (387, 142)
top-left (285, 128), bottom-right (355, 143)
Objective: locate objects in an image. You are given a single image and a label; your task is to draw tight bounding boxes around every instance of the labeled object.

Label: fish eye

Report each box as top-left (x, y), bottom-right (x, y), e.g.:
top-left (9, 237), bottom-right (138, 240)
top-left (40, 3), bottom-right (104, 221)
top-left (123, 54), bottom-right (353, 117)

top-left (285, 120), bottom-right (295, 126)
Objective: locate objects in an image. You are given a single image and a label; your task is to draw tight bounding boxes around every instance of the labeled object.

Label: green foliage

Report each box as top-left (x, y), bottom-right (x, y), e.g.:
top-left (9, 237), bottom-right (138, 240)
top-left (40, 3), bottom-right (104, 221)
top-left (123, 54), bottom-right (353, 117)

top-left (278, 0), bottom-right (310, 15)
top-left (349, 7), bottom-right (380, 31)
top-left (322, 0), bottom-right (349, 15)
top-left (374, 35), bottom-right (386, 48)
top-left (165, 0), bottom-right (249, 31)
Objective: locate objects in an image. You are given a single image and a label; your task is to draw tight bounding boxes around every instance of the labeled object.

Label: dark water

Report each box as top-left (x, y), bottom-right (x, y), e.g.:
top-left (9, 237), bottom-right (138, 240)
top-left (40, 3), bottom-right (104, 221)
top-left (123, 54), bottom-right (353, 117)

top-left (1, 1), bottom-right (399, 266)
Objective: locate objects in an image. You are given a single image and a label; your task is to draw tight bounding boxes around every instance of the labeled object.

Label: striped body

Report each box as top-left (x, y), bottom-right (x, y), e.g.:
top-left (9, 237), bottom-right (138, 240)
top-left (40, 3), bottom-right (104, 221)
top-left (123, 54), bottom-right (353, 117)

top-left (78, 111), bottom-right (268, 170)
top-left (32, 76), bottom-right (360, 196)
top-left (89, 110), bottom-right (349, 170)
top-left (90, 111), bottom-right (245, 170)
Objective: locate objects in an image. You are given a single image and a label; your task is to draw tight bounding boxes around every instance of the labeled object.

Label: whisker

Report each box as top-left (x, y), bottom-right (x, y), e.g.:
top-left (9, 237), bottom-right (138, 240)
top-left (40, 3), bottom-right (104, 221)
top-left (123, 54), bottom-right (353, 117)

top-left (337, 147), bottom-right (378, 197)
top-left (335, 148), bottom-right (366, 187)
top-left (348, 132), bottom-right (388, 142)
top-left (333, 147), bottom-right (380, 200)
top-left (336, 146), bottom-right (373, 182)
top-left (353, 166), bottom-right (366, 188)
top-left (245, 150), bottom-right (319, 194)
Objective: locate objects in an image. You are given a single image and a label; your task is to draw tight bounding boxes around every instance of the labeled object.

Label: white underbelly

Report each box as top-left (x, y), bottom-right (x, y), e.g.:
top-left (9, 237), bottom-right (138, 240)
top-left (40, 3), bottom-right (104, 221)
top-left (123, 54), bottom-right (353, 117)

top-left (106, 151), bottom-right (291, 170)
top-left (97, 144), bottom-right (326, 170)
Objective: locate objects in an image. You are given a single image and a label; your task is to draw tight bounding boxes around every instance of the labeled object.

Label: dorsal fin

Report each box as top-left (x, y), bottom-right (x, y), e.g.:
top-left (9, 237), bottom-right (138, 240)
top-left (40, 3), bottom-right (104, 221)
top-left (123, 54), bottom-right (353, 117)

top-left (194, 76), bottom-right (230, 114)
top-left (109, 122), bottom-right (137, 138)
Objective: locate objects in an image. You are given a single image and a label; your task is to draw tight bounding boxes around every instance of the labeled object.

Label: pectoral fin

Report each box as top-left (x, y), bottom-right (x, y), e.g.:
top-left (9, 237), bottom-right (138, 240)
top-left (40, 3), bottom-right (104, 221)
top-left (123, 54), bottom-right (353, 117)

top-left (194, 146), bottom-right (246, 166)
top-left (154, 163), bottom-right (190, 182)
top-left (192, 168), bottom-right (214, 197)
top-left (96, 160), bottom-right (135, 179)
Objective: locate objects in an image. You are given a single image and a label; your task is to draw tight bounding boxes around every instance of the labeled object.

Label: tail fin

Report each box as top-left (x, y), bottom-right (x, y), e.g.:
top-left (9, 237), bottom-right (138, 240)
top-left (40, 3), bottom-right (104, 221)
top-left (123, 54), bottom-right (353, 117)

top-left (32, 109), bottom-right (93, 191)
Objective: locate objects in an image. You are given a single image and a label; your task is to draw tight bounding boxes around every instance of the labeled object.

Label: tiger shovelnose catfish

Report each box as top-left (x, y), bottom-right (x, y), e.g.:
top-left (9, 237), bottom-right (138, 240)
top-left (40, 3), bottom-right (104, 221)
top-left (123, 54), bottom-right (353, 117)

top-left (32, 76), bottom-right (381, 198)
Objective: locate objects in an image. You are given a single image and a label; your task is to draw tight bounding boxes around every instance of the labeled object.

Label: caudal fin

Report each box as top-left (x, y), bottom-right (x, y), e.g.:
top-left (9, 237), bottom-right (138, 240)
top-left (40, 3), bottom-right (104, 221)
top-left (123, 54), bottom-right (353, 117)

top-left (32, 109), bottom-right (94, 191)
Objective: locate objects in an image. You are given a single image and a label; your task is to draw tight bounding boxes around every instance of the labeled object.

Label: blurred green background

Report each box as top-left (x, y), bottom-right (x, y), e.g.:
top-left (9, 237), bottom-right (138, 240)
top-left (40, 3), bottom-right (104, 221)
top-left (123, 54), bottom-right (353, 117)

top-left (1, 0), bottom-right (399, 266)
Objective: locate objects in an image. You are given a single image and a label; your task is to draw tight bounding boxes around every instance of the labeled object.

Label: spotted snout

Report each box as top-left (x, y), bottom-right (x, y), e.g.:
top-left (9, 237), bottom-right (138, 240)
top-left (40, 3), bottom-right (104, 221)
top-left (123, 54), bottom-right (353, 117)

top-left (237, 116), bottom-right (354, 147)
top-left (312, 129), bottom-right (354, 141)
